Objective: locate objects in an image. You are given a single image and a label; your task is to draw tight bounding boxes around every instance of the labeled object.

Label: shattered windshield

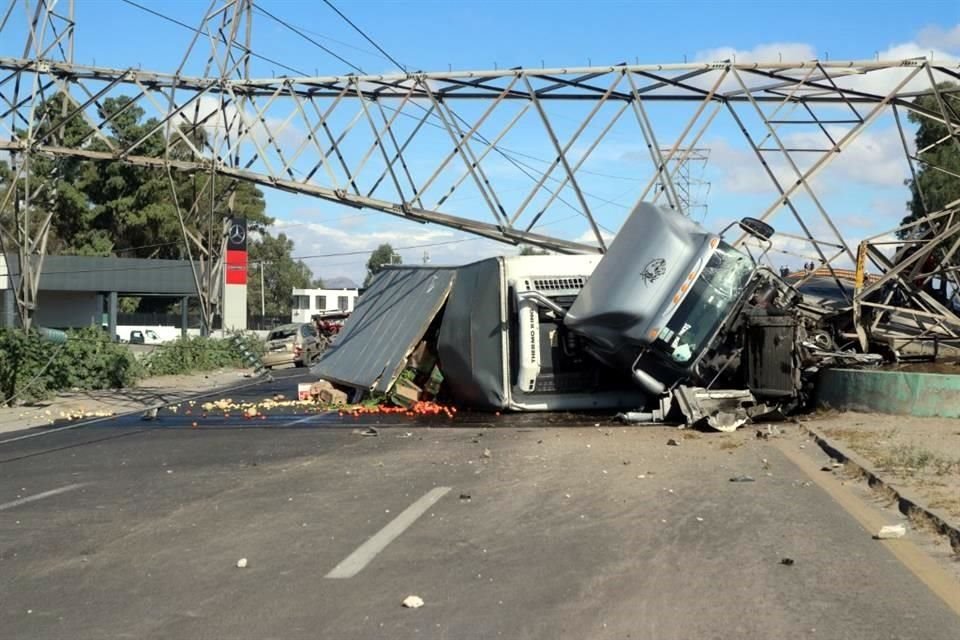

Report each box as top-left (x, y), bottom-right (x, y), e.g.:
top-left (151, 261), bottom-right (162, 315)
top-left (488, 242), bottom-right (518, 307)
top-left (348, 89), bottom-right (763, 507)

top-left (653, 242), bottom-right (754, 365)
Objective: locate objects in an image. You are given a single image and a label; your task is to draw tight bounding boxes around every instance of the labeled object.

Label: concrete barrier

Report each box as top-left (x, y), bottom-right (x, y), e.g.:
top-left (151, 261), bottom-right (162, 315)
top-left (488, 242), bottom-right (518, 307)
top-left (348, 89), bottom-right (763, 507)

top-left (817, 368), bottom-right (960, 418)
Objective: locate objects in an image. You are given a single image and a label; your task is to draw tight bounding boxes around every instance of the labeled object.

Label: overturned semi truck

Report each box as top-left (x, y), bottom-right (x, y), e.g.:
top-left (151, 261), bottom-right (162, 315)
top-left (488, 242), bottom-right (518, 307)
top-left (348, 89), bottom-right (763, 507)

top-left (313, 202), bottom-right (844, 419)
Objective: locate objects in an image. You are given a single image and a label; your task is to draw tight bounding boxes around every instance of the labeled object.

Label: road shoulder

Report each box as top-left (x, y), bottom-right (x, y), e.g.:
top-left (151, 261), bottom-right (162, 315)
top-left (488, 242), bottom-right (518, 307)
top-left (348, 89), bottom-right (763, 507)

top-left (0, 368), bottom-right (256, 436)
top-left (796, 414), bottom-right (960, 558)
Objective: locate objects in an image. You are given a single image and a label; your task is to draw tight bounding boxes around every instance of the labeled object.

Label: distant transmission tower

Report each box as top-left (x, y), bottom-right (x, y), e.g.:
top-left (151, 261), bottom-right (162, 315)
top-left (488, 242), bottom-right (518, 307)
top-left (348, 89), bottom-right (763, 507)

top-left (658, 148), bottom-right (711, 221)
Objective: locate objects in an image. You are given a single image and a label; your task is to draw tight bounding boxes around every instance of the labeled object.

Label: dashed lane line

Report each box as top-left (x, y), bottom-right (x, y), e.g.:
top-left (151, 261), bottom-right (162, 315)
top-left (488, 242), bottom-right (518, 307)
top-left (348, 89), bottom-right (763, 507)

top-left (0, 483), bottom-right (89, 511)
top-left (326, 486), bottom-right (452, 579)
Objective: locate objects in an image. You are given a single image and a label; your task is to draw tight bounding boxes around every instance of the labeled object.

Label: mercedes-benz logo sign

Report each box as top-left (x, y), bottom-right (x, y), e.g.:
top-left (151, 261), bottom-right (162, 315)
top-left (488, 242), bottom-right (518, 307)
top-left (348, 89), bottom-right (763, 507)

top-left (228, 223), bottom-right (246, 245)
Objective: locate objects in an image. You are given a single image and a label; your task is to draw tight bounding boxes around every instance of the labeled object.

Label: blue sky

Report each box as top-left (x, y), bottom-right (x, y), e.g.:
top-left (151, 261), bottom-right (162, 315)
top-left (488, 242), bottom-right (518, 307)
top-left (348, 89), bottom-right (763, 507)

top-left (8, 0), bottom-right (960, 283)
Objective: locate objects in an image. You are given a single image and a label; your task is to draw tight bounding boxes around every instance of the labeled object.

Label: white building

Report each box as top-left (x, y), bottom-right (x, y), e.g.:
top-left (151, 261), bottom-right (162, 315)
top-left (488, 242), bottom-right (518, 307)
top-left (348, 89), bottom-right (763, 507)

top-left (291, 287), bottom-right (359, 323)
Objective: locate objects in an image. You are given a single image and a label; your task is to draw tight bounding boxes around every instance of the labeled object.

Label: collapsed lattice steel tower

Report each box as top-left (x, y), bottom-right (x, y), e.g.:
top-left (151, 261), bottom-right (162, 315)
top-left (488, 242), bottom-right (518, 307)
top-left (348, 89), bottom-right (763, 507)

top-left (1, 0), bottom-right (959, 340)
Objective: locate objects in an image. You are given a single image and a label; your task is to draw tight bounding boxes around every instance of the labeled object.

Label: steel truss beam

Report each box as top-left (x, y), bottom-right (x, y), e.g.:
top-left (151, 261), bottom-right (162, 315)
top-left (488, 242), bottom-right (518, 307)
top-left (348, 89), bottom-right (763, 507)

top-left (2, 1), bottom-right (960, 331)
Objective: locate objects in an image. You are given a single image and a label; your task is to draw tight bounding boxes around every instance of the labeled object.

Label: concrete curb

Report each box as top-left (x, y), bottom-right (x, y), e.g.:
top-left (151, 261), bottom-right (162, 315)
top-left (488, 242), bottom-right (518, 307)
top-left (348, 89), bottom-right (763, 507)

top-left (800, 423), bottom-right (960, 554)
top-left (0, 374), bottom-right (272, 444)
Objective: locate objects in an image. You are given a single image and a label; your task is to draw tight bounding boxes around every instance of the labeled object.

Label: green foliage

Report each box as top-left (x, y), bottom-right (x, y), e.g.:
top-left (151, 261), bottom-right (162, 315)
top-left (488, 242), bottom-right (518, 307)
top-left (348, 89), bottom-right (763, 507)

top-left (247, 232), bottom-right (315, 316)
top-left (0, 94), bottom-right (287, 299)
top-left (141, 334), bottom-right (264, 377)
top-left (0, 328), bottom-right (264, 406)
top-left (364, 243), bottom-right (401, 286)
top-left (518, 244), bottom-right (550, 256)
top-left (50, 327), bottom-right (144, 391)
top-left (0, 328), bottom-right (143, 406)
top-left (902, 83), bottom-right (960, 233)
top-left (0, 329), bottom-right (58, 404)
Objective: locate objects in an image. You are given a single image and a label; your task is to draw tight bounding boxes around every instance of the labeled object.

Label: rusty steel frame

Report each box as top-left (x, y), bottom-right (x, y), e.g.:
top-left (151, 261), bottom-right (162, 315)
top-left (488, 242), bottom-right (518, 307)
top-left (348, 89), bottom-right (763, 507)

top-left (1, 1), bottom-right (960, 330)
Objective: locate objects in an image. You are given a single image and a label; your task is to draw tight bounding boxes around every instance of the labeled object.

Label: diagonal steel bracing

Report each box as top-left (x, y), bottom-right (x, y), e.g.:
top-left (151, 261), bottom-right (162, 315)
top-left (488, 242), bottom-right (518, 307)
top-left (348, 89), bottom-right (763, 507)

top-left (1, 1), bottom-right (959, 329)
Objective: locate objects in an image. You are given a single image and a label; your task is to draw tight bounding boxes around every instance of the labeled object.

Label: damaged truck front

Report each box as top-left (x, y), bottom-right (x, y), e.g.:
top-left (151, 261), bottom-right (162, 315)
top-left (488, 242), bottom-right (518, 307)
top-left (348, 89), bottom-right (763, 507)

top-left (312, 201), bottom-right (845, 422)
top-left (562, 202), bottom-right (831, 420)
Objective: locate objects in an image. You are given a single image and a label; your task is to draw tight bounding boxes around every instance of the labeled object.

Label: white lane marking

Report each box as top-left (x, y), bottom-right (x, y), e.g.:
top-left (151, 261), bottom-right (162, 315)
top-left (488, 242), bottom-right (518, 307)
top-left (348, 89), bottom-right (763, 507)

top-left (326, 486), bottom-right (451, 579)
top-left (0, 483), bottom-right (89, 511)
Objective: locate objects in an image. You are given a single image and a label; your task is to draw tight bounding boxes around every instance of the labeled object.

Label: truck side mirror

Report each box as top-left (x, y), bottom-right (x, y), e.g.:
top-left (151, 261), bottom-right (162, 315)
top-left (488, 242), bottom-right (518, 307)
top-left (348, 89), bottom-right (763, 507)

top-left (738, 217), bottom-right (774, 241)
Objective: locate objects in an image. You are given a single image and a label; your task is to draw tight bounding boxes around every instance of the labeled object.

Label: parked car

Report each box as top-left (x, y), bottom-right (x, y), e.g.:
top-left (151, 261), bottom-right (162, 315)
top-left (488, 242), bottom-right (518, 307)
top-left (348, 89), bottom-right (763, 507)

top-left (262, 323), bottom-right (321, 369)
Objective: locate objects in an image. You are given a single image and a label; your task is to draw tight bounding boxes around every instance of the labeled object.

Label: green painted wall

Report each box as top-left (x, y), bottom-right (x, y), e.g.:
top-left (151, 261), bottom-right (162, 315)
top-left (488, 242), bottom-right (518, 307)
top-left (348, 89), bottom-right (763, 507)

top-left (817, 369), bottom-right (960, 418)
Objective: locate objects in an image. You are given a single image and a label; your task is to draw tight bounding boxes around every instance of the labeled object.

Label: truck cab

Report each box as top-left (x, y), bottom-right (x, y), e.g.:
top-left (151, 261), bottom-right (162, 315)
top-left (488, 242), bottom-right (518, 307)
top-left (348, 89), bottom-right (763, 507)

top-left (564, 202), bottom-right (765, 395)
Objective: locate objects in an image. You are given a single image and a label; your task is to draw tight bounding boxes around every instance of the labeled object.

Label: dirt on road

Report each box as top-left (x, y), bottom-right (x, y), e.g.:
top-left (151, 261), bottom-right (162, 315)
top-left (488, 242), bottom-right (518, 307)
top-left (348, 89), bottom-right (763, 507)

top-left (806, 411), bottom-right (960, 523)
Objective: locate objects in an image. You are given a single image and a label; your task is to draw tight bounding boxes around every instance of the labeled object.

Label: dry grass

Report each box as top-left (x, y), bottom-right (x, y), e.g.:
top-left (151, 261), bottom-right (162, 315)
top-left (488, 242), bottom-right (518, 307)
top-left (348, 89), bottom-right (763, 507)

top-left (927, 492), bottom-right (960, 520)
top-left (874, 444), bottom-right (960, 477)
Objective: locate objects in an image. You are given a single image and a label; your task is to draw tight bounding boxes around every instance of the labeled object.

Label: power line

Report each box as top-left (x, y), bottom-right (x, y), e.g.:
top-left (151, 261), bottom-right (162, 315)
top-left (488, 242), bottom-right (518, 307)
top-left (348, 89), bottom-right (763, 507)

top-left (321, 0), bottom-right (407, 72)
top-left (118, 0), bottom-right (306, 76)
top-left (252, 3), bottom-right (364, 74)
top-left (84, 3), bottom-right (628, 241)
top-left (123, 0), bottom-right (633, 211)
top-left (285, 23), bottom-right (391, 63)
top-left (1, 237), bottom-right (482, 278)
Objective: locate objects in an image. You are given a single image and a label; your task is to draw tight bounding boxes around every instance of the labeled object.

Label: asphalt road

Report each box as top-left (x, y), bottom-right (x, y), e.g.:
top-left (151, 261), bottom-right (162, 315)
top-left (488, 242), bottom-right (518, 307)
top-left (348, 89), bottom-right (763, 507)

top-left (1, 368), bottom-right (959, 639)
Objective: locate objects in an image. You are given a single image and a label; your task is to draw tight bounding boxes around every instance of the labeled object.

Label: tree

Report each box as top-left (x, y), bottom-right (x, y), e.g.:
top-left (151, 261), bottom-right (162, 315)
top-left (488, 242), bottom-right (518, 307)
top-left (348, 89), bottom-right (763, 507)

top-left (518, 244), bottom-right (550, 256)
top-left (247, 232), bottom-right (315, 317)
top-left (1, 95), bottom-right (275, 261)
top-left (364, 243), bottom-right (400, 286)
top-left (0, 94), bottom-right (296, 318)
top-left (901, 83), bottom-right (960, 233)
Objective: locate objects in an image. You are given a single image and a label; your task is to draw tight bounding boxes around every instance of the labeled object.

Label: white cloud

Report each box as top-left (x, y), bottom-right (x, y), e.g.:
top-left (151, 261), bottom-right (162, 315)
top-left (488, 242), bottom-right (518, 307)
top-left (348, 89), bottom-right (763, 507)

top-left (707, 125), bottom-right (909, 196)
top-left (574, 227), bottom-right (616, 246)
top-left (831, 39), bottom-right (959, 96)
top-left (272, 216), bottom-right (512, 283)
top-left (693, 28), bottom-right (959, 98)
top-left (172, 95), bottom-right (302, 160)
top-left (695, 42), bottom-right (817, 64)
top-left (917, 24), bottom-right (960, 52)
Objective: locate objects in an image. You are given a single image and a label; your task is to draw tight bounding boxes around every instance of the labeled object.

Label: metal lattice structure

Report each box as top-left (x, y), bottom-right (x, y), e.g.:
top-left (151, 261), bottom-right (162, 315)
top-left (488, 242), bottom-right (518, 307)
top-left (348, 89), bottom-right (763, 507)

top-left (2, 0), bottom-right (960, 332)
top-left (853, 198), bottom-right (960, 349)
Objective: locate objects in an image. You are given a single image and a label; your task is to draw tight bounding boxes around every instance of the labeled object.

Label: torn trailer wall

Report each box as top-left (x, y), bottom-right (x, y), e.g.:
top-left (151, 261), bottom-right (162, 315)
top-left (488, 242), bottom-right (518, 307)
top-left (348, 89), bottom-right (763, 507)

top-left (310, 267), bottom-right (456, 395)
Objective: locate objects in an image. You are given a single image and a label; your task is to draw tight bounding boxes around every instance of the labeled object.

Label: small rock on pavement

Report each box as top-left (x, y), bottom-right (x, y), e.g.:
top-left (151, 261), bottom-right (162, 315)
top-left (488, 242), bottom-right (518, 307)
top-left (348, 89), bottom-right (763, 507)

top-left (780, 557), bottom-right (795, 566)
top-left (729, 475), bottom-right (755, 483)
top-left (236, 558), bottom-right (248, 568)
top-left (666, 439), bottom-right (679, 447)
top-left (875, 524), bottom-right (907, 540)
top-left (481, 448), bottom-right (492, 459)
top-left (402, 595), bottom-right (424, 609)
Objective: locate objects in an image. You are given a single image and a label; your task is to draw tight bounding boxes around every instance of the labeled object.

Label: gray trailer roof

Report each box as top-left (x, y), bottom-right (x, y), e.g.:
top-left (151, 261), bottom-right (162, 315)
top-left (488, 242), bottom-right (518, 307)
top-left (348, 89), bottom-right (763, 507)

top-left (311, 266), bottom-right (456, 393)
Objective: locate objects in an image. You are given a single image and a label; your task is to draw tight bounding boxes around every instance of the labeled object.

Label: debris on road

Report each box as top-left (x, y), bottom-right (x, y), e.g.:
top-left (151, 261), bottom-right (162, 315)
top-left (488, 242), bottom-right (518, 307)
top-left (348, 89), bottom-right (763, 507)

top-left (875, 524), bottom-right (907, 540)
top-left (236, 558), bottom-right (248, 568)
top-left (666, 439), bottom-right (679, 447)
top-left (729, 475), bottom-right (756, 483)
top-left (481, 448), bottom-right (492, 459)
top-left (402, 595), bottom-right (425, 609)
top-left (270, 201), bottom-right (960, 431)
top-left (780, 557), bottom-right (795, 566)
top-left (459, 493), bottom-right (472, 502)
